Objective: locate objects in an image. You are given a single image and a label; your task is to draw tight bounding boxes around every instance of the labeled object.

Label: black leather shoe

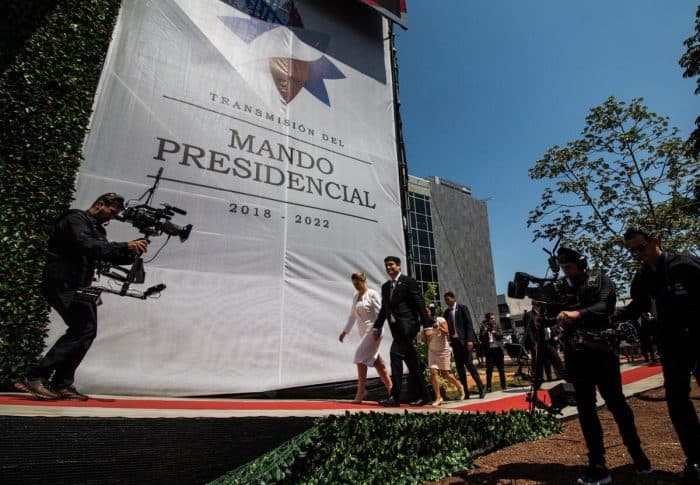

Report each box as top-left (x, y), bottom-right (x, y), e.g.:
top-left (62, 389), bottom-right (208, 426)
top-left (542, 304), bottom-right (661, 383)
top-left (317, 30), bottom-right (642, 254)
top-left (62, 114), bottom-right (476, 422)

top-left (379, 397), bottom-right (400, 407)
top-left (56, 386), bottom-right (89, 401)
top-left (26, 378), bottom-right (59, 400)
top-left (479, 388), bottom-right (486, 399)
top-left (410, 398), bottom-right (428, 406)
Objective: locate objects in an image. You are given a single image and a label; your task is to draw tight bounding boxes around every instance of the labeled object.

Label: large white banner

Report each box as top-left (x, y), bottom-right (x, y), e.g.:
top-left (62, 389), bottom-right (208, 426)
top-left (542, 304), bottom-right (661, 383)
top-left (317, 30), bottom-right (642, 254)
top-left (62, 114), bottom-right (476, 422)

top-left (48, 0), bottom-right (405, 395)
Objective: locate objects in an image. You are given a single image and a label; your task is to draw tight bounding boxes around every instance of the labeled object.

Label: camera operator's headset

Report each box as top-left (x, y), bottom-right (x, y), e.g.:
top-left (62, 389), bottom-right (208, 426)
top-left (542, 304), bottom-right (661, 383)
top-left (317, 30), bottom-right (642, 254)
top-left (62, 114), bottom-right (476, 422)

top-left (556, 243), bottom-right (588, 270)
top-left (556, 243), bottom-right (606, 301)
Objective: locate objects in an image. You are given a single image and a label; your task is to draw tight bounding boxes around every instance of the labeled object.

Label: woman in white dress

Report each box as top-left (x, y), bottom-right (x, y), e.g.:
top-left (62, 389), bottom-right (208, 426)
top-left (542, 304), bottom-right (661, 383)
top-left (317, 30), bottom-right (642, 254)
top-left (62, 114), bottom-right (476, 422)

top-left (427, 306), bottom-right (465, 407)
top-left (339, 272), bottom-right (392, 403)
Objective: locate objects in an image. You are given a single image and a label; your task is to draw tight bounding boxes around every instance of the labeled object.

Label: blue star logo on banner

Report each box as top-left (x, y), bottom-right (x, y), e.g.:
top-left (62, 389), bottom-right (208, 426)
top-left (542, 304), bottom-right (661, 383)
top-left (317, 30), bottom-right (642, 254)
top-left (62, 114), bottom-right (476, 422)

top-left (219, 0), bottom-right (345, 106)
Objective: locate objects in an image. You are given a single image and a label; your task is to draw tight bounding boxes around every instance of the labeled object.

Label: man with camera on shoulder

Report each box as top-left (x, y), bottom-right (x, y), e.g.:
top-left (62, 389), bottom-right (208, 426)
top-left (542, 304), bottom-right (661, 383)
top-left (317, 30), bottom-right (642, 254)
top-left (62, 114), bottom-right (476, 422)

top-left (554, 244), bottom-right (651, 485)
top-left (616, 228), bottom-right (700, 483)
top-left (479, 312), bottom-right (507, 393)
top-left (18, 193), bottom-right (148, 401)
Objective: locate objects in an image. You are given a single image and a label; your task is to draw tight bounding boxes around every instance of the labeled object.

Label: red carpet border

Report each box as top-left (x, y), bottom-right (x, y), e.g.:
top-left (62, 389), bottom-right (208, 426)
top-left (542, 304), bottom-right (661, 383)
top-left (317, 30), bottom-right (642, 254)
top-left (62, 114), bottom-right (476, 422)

top-left (0, 363), bottom-right (661, 413)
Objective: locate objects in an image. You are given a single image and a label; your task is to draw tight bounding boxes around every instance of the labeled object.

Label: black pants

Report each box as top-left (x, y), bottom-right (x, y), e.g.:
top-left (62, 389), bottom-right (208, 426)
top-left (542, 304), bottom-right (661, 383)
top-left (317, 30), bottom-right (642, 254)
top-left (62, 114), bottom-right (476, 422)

top-left (27, 282), bottom-right (98, 389)
top-left (659, 332), bottom-right (700, 465)
top-left (451, 338), bottom-right (484, 397)
top-left (638, 328), bottom-right (655, 360)
top-left (540, 342), bottom-right (565, 381)
top-left (565, 341), bottom-right (646, 467)
top-left (485, 346), bottom-right (506, 390)
top-left (389, 336), bottom-right (430, 401)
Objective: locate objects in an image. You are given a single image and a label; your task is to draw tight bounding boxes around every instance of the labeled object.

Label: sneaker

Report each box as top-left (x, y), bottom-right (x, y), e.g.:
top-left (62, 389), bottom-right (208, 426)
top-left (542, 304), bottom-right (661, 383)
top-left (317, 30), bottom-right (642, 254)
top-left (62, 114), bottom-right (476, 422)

top-left (577, 464), bottom-right (612, 485)
top-left (55, 386), bottom-right (89, 401)
top-left (26, 378), bottom-right (59, 400)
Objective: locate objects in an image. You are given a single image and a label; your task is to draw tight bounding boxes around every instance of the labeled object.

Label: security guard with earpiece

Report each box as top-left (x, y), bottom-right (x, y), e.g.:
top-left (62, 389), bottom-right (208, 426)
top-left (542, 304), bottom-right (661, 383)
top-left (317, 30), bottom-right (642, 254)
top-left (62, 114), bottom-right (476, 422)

top-left (616, 228), bottom-right (700, 483)
top-left (553, 244), bottom-right (651, 485)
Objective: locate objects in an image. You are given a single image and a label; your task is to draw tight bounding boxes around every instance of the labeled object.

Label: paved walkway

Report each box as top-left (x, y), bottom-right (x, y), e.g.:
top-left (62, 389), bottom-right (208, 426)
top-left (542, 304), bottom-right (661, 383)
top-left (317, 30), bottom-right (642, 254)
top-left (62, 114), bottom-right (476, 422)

top-left (0, 362), bottom-right (663, 419)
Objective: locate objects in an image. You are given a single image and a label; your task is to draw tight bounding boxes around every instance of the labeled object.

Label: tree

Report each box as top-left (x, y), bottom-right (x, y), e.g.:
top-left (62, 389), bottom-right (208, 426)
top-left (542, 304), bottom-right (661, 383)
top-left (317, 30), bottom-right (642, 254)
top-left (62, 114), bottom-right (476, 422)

top-left (527, 96), bottom-right (699, 287)
top-left (422, 282), bottom-right (439, 313)
top-left (679, 4), bottom-right (700, 158)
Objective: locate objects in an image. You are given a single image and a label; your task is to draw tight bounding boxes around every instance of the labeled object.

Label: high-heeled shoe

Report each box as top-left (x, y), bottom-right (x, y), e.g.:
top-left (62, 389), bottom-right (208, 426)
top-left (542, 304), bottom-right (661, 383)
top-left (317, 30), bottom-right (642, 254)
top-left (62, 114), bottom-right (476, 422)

top-left (352, 390), bottom-right (368, 404)
top-left (431, 398), bottom-right (444, 407)
top-left (458, 386), bottom-right (466, 400)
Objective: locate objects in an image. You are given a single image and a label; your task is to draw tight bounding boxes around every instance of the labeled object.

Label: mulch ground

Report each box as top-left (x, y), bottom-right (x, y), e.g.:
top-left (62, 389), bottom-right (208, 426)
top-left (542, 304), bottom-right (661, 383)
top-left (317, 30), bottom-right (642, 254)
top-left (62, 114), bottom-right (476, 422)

top-left (432, 381), bottom-right (699, 484)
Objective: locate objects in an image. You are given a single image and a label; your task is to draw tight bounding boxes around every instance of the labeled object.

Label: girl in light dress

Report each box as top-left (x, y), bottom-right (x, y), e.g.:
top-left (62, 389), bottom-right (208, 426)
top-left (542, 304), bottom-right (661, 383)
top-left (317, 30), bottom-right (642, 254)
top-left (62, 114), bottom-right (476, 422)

top-left (427, 306), bottom-right (465, 406)
top-left (339, 272), bottom-right (392, 403)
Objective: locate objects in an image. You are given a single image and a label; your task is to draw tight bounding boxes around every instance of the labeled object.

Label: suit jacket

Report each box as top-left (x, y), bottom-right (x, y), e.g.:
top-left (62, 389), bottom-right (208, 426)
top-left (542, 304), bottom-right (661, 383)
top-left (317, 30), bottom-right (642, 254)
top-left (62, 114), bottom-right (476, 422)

top-left (446, 303), bottom-right (478, 344)
top-left (373, 274), bottom-right (430, 341)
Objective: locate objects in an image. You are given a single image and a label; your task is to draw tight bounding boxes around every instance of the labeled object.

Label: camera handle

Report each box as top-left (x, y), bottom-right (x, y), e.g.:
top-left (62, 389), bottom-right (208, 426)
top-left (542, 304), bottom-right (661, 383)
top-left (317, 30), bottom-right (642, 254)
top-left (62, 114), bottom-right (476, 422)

top-left (141, 167), bottom-right (163, 207)
top-left (118, 235), bottom-right (152, 296)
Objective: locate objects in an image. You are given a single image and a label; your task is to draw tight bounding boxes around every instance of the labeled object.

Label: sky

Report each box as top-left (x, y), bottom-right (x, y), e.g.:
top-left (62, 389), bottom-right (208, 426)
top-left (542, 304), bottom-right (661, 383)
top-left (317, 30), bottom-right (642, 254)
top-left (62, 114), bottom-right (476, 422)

top-left (394, 0), bottom-right (698, 294)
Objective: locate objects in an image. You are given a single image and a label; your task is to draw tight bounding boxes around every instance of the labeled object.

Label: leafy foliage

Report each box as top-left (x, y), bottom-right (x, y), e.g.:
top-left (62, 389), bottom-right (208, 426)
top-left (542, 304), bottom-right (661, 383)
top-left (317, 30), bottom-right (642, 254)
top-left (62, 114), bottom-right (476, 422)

top-left (423, 281), bottom-right (440, 311)
top-left (210, 410), bottom-right (561, 484)
top-left (527, 97), bottom-right (699, 288)
top-left (679, 5), bottom-right (700, 157)
top-left (0, 0), bottom-right (120, 385)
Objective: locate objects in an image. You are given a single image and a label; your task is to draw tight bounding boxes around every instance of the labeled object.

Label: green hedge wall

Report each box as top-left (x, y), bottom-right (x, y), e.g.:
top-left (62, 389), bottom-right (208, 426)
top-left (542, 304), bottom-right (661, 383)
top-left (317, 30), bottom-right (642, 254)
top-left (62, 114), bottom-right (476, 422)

top-left (211, 410), bottom-right (562, 484)
top-left (0, 0), bottom-right (121, 385)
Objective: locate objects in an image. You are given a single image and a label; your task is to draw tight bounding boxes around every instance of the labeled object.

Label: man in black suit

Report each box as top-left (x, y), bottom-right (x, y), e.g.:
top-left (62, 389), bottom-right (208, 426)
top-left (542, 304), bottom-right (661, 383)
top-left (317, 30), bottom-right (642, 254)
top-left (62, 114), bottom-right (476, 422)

top-left (372, 256), bottom-right (433, 407)
top-left (443, 291), bottom-right (485, 399)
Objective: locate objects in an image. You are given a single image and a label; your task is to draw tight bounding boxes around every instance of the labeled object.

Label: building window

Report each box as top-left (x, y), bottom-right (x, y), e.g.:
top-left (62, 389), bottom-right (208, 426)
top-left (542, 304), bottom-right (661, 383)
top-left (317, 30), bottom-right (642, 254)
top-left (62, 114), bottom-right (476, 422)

top-left (407, 192), bottom-right (439, 306)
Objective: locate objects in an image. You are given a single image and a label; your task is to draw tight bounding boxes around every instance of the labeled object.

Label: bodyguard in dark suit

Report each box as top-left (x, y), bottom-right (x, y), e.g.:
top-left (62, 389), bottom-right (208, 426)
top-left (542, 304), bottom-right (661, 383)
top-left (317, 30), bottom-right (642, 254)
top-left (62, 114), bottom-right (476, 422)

top-left (443, 291), bottom-right (485, 399)
top-left (372, 256), bottom-right (433, 406)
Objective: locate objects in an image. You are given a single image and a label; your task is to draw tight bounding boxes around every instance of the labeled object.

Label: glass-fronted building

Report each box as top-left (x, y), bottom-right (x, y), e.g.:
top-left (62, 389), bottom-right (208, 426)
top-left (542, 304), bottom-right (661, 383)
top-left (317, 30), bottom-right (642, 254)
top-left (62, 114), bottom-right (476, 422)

top-left (407, 181), bottom-right (439, 301)
top-left (406, 175), bottom-right (497, 324)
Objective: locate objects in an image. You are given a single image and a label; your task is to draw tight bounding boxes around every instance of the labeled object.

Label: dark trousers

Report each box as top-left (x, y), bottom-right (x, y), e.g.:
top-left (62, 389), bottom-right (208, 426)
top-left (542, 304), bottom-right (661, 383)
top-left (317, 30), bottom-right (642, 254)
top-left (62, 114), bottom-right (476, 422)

top-left (565, 341), bottom-right (646, 467)
top-left (638, 329), bottom-right (655, 361)
top-left (451, 338), bottom-right (483, 397)
top-left (27, 282), bottom-right (98, 389)
top-left (540, 342), bottom-right (565, 381)
top-left (659, 334), bottom-right (700, 464)
top-left (485, 346), bottom-right (506, 390)
top-left (389, 336), bottom-right (430, 401)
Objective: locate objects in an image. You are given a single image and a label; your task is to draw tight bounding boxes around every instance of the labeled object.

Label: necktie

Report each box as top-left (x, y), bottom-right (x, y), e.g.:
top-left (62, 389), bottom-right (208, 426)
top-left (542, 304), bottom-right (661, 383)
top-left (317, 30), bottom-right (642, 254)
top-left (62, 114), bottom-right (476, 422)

top-left (449, 307), bottom-right (457, 337)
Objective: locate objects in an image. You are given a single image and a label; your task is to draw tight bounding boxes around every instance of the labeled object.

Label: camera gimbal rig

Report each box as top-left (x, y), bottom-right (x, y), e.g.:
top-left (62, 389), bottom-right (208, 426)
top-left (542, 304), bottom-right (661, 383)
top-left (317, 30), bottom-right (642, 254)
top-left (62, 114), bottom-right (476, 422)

top-left (507, 239), bottom-right (577, 415)
top-left (78, 167), bottom-right (191, 301)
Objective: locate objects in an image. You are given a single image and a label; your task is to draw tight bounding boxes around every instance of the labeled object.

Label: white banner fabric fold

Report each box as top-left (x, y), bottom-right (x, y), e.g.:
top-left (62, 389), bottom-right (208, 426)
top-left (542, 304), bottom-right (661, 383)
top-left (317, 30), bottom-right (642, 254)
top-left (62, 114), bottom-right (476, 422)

top-left (46, 0), bottom-right (405, 395)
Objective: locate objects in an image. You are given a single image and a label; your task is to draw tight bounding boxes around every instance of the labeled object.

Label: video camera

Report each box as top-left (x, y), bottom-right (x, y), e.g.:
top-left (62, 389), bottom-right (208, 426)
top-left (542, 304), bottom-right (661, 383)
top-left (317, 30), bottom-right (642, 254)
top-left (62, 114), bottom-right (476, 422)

top-left (82, 167), bottom-right (192, 300)
top-left (507, 272), bottom-right (568, 325)
top-left (508, 272), bottom-right (559, 302)
top-left (507, 241), bottom-right (571, 324)
top-left (115, 203), bottom-right (192, 241)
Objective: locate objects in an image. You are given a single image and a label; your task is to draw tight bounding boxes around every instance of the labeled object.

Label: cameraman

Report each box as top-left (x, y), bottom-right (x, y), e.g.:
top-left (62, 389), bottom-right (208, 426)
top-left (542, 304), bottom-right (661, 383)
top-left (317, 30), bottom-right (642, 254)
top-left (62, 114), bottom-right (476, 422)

top-left (554, 244), bottom-right (651, 484)
top-left (616, 228), bottom-right (700, 482)
top-left (479, 312), bottom-right (506, 393)
top-left (19, 193), bottom-right (148, 400)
